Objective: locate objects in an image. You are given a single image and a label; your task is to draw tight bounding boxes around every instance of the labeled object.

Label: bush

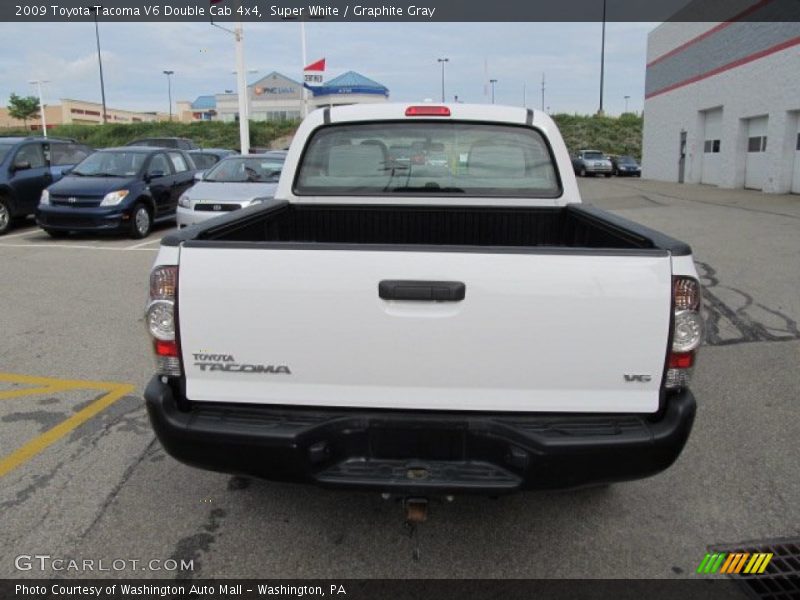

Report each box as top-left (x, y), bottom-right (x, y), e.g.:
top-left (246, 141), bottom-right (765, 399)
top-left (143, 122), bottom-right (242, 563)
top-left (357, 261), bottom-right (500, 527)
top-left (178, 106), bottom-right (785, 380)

top-left (552, 113), bottom-right (643, 159)
top-left (1, 120), bottom-right (300, 151)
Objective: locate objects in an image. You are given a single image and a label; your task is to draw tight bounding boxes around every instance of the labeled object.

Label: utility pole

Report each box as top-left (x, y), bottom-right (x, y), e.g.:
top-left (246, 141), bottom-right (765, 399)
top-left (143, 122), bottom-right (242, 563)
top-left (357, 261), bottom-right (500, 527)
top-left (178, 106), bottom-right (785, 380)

top-left (163, 71), bottom-right (174, 121)
top-left (437, 58), bottom-right (449, 103)
top-left (541, 73), bottom-right (546, 112)
top-left (624, 95), bottom-right (631, 113)
top-left (489, 79), bottom-right (497, 104)
top-left (598, 0), bottom-right (607, 115)
top-left (523, 83), bottom-right (526, 108)
top-left (93, 7), bottom-right (107, 124)
top-left (29, 80), bottom-right (49, 137)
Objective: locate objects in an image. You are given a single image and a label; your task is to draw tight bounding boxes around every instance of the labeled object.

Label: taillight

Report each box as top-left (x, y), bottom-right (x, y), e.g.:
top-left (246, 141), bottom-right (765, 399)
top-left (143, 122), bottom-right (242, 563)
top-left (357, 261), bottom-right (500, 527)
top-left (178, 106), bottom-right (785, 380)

top-left (405, 105), bottom-right (451, 117)
top-left (665, 276), bottom-right (703, 390)
top-left (146, 266), bottom-right (181, 377)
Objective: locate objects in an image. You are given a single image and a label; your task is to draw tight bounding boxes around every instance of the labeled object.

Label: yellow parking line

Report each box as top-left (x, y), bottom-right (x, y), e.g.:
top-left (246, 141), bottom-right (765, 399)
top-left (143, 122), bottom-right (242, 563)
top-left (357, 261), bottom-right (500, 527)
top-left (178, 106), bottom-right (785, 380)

top-left (0, 385), bottom-right (70, 400)
top-left (0, 372), bottom-right (135, 478)
top-left (0, 372), bottom-right (125, 390)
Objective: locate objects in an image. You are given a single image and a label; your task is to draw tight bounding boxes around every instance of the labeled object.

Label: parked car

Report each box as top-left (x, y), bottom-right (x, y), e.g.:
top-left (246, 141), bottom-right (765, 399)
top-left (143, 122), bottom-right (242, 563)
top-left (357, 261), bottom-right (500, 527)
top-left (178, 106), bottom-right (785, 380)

top-left (37, 146), bottom-right (196, 239)
top-left (144, 104), bottom-right (703, 498)
top-left (572, 149), bottom-right (613, 177)
top-left (0, 137), bottom-right (92, 235)
top-left (188, 148), bottom-right (237, 171)
top-left (125, 137), bottom-right (199, 151)
top-left (611, 155), bottom-right (642, 177)
top-left (176, 152), bottom-right (284, 228)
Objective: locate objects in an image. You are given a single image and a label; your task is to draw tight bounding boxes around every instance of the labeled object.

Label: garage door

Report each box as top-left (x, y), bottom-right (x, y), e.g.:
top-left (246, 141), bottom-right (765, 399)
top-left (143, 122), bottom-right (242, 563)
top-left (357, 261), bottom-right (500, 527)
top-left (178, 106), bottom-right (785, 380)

top-left (701, 109), bottom-right (723, 185)
top-left (744, 116), bottom-right (769, 190)
top-left (792, 125), bottom-right (800, 194)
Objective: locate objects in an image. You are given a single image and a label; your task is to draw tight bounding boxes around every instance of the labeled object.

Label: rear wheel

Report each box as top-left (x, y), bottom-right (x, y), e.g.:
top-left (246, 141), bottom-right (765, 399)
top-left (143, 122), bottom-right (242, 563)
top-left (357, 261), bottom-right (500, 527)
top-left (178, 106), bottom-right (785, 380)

top-left (0, 197), bottom-right (12, 235)
top-left (129, 203), bottom-right (152, 239)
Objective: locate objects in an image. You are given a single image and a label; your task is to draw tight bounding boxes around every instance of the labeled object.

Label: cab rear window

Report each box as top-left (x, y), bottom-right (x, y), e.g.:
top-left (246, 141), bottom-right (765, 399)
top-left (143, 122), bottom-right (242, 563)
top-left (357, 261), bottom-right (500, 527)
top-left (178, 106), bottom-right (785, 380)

top-left (294, 122), bottom-right (561, 197)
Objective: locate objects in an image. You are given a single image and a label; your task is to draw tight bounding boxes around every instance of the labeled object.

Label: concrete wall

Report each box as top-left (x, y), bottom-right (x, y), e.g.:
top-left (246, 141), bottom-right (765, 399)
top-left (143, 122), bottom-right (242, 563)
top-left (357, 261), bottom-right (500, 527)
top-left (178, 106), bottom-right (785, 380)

top-left (643, 22), bottom-right (800, 193)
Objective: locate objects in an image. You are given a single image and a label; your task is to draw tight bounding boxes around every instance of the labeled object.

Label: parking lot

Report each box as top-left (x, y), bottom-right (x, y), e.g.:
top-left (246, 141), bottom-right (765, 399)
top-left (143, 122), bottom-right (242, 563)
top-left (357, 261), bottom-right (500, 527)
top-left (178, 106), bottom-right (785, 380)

top-left (1, 177), bottom-right (798, 579)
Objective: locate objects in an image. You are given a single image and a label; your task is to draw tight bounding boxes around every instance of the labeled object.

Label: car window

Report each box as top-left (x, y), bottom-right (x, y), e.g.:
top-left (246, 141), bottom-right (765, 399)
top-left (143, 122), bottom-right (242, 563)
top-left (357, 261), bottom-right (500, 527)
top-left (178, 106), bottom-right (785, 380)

top-left (190, 153), bottom-right (219, 170)
top-left (583, 152), bottom-right (604, 160)
top-left (147, 154), bottom-right (172, 177)
top-left (15, 143), bottom-right (46, 168)
top-left (205, 157), bottom-right (284, 183)
top-left (51, 143), bottom-right (91, 166)
top-left (168, 152), bottom-right (190, 173)
top-left (295, 122), bottom-right (560, 198)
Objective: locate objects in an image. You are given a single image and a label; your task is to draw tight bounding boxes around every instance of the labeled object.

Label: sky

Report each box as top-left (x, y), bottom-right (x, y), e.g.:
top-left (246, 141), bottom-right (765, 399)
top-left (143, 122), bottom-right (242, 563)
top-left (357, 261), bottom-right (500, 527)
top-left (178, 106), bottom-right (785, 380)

top-left (0, 21), bottom-right (657, 116)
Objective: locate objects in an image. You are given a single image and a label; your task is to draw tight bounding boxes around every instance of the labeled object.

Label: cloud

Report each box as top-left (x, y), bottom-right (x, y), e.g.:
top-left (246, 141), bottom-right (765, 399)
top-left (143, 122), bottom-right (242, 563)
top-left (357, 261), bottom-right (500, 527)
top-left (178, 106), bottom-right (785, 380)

top-left (0, 21), bottom-right (655, 115)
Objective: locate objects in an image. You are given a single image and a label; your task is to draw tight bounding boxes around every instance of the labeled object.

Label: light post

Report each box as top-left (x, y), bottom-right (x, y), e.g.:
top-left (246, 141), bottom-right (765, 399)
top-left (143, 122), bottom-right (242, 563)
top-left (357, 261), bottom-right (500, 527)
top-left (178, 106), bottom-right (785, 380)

top-left (233, 69), bottom-right (258, 122)
top-left (93, 6), bottom-right (107, 124)
top-left (598, 0), bottom-right (607, 115)
top-left (28, 79), bottom-right (49, 137)
top-left (163, 70), bottom-right (174, 121)
top-left (437, 57), bottom-right (449, 103)
top-left (210, 18), bottom-right (251, 153)
top-left (489, 79), bottom-right (497, 104)
top-left (624, 95), bottom-right (631, 113)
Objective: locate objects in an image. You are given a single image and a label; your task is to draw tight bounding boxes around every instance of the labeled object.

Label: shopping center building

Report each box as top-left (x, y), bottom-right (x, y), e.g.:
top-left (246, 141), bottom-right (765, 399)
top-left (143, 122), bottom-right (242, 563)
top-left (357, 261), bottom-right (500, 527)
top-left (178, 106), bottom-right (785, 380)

top-left (177, 70), bottom-right (390, 123)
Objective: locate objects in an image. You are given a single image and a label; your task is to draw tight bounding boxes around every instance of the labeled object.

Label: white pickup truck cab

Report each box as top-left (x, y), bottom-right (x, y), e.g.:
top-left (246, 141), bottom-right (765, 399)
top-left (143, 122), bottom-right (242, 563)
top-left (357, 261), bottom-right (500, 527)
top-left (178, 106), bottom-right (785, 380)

top-left (144, 103), bottom-right (703, 495)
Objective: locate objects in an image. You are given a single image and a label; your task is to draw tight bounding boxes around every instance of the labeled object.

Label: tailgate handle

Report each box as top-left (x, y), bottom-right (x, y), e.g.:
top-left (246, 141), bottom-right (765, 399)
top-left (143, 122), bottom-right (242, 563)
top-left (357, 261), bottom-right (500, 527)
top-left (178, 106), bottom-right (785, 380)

top-left (378, 280), bottom-right (466, 302)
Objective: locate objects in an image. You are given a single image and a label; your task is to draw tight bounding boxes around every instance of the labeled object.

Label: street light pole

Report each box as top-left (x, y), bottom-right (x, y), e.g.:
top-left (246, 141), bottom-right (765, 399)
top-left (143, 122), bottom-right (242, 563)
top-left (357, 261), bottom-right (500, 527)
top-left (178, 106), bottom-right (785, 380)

top-left (489, 79), bottom-right (497, 104)
top-left (93, 7), bottom-right (107, 124)
top-left (599, 0), bottom-right (607, 115)
top-left (163, 70), bottom-right (174, 121)
top-left (29, 79), bottom-right (49, 137)
top-left (437, 57), bottom-right (449, 103)
top-left (624, 95), bottom-right (631, 113)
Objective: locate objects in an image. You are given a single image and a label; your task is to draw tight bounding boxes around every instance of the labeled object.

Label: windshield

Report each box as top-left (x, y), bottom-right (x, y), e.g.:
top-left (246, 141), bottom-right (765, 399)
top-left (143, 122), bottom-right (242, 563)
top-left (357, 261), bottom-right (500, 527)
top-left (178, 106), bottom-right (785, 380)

top-left (619, 156), bottom-right (638, 164)
top-left (204, 157), bottom-right (283, 182)
top-left (583, 152), bottom-right (605, 160)
top-left (0, 144), bottom-right (12, 163)
top-left (72, 151), bottom-right (146, 177)
top-left (295, 122), bottom-right (560, 197)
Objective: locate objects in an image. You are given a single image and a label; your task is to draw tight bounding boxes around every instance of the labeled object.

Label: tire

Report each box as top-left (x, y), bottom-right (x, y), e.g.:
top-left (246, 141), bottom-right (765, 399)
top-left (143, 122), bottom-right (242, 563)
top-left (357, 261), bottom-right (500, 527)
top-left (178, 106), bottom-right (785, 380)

top-left (44, 229), bottom-right (69, 239)
top-left (0, 197), bottom-right (12, 236)
top-left (129, 203), bottom-right (152, 239)
top-left (605, 173), bottom-right (612, 178)
top-left (579, 167), bottom-right (587, 177)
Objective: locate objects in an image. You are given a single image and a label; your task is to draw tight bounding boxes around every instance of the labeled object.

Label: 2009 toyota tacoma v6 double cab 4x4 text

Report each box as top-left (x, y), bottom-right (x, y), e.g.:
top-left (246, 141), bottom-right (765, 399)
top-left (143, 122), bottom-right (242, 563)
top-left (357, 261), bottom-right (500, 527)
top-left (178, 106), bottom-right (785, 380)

top-left (144, 103), bottom-right (703, 496)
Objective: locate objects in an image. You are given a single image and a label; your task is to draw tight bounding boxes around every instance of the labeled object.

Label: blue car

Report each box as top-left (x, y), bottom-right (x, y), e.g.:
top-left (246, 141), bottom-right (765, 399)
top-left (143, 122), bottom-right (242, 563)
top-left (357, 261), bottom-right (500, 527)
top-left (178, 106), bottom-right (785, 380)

top-left (0, 136), bottom-right (92, 235)
top-left (37, 146), bottom-right (197, 239)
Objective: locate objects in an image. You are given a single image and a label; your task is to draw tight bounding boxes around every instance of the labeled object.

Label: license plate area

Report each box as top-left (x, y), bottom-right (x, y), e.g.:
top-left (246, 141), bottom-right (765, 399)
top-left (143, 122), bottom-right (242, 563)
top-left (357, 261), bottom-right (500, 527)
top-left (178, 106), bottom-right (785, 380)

top-left (368, 423), bottom-right (466, 460)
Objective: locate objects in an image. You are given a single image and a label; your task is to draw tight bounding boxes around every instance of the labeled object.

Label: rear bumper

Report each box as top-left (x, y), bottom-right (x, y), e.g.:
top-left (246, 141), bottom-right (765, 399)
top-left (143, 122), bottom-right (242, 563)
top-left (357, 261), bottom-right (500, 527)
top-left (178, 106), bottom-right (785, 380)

top-left (145, 376), bottom-right (696, 495)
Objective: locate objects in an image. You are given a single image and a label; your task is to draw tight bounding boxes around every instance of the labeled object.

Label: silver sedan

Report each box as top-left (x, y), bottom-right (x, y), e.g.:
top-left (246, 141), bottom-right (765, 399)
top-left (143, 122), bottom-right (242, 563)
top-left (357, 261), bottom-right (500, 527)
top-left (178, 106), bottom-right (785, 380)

top-left (177, 153), bottom-right (284, 228)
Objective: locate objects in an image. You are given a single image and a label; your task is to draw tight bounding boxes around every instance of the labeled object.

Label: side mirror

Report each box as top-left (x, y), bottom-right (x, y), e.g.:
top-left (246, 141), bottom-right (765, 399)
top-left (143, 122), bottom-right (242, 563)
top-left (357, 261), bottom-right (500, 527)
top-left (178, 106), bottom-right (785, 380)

top-left (194, 171), bottom-right (205, 182)
top-left (146, 169), bottom-right (166, 182)
top-left (13, 160), bottom-right (32, 172)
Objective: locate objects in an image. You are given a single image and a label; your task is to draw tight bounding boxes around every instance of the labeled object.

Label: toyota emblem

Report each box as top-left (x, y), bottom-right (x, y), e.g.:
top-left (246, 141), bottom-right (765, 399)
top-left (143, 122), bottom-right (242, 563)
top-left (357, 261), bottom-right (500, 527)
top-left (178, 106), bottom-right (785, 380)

top-left (67, 197), bottom-right (77, 203)
top-left (213, 204), bottom-right (222, 211)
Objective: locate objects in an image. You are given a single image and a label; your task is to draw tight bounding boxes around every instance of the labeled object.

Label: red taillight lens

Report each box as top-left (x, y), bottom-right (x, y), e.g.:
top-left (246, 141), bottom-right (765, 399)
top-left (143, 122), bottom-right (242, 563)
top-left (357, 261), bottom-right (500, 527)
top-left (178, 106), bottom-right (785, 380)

top-left (668, 352), bottom-right (694, 369)
top-left (155, 339), bottom-right (179, 357)
top-left (666, 276), bottom-right (703, 390)
top-left (147, 265), bottom-right (181, 377)
top-left (405, 105), bottom-right (451, 117)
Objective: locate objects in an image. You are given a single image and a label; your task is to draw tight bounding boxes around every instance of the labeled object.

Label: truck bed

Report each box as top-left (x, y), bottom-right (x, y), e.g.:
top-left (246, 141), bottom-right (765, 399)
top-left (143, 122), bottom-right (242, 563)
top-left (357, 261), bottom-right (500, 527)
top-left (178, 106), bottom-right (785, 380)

top-left (165, 201), bottom-right (690, 255)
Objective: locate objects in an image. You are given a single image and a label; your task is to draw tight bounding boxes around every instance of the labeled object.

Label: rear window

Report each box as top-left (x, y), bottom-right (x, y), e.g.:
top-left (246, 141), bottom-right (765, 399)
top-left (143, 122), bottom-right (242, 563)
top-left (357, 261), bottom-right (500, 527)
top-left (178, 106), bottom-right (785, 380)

top-left (294, 122), bottom-right (560, 198)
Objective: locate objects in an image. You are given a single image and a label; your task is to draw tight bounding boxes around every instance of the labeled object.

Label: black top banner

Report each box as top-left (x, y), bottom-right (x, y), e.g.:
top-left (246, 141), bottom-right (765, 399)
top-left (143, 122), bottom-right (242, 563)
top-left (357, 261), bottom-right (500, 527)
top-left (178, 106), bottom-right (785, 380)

top-left (4, 0), bottom-right (800, 22)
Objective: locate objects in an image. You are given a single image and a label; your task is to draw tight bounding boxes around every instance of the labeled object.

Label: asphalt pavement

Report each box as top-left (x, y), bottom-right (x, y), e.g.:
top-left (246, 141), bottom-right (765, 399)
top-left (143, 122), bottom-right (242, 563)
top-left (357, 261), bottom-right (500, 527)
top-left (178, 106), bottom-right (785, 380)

top-left (0, 179), bottom-right (798, 579)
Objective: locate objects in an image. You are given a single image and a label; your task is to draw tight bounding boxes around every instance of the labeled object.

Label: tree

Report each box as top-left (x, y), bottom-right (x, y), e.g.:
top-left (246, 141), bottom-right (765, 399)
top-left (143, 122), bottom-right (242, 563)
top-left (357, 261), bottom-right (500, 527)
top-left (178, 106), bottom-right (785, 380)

top-left (8, 93), bottom-right (40, 130)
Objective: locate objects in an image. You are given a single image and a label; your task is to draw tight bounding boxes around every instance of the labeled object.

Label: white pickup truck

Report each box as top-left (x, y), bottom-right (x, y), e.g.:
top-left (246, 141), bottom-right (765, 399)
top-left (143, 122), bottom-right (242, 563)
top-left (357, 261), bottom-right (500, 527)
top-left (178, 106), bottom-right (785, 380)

top-left (144, 103), bottom-right (703, 496)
